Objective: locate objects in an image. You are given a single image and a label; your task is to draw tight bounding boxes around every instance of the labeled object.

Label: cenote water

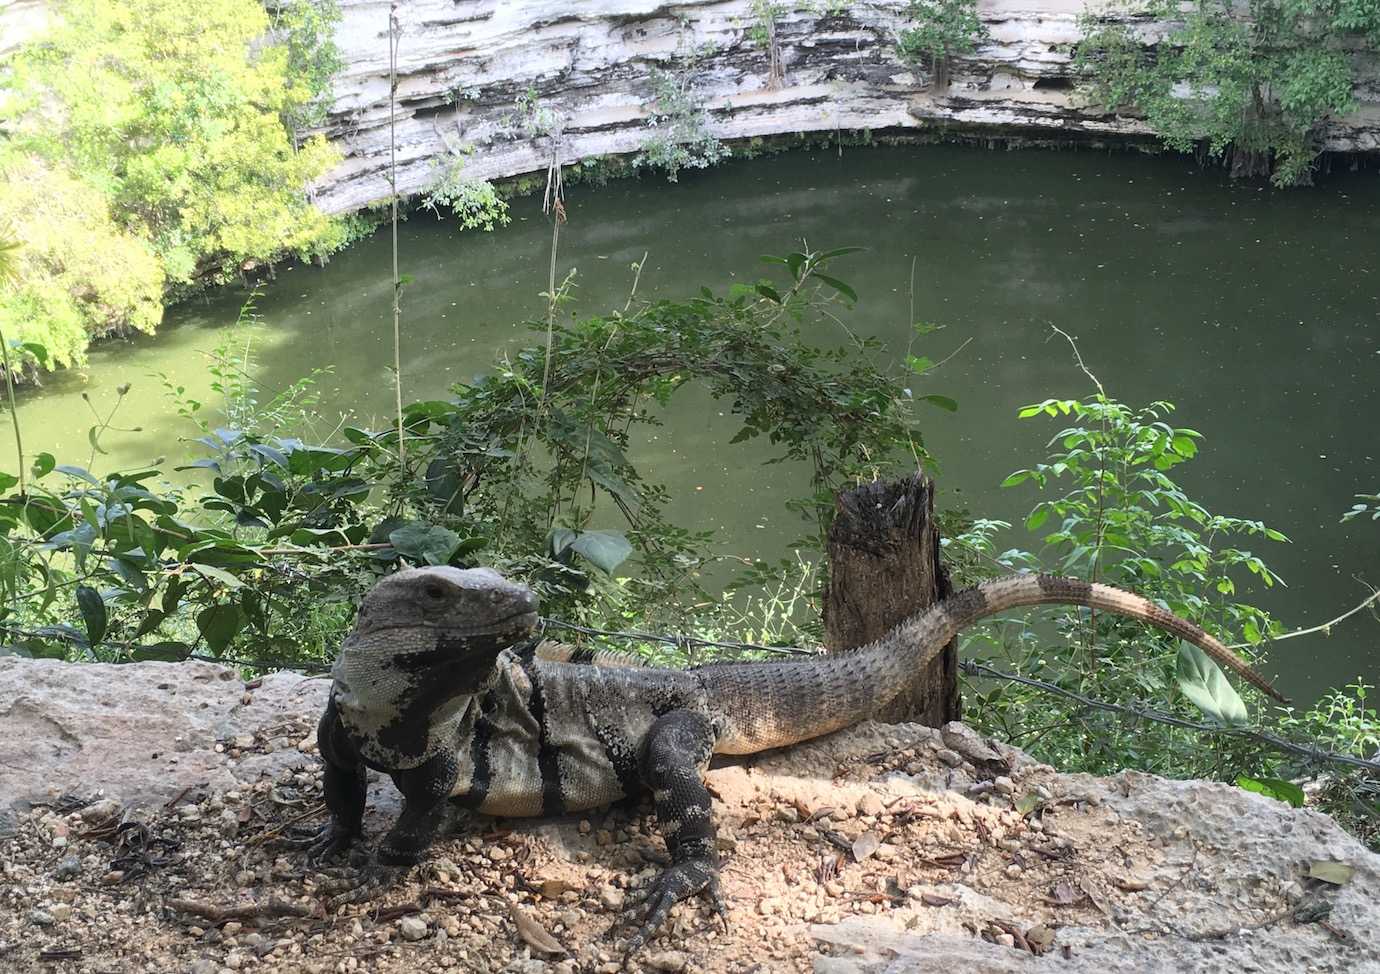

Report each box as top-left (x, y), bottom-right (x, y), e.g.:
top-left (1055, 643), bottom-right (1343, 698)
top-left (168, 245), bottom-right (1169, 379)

top-left (9, 145), bottom-right (1378, 703)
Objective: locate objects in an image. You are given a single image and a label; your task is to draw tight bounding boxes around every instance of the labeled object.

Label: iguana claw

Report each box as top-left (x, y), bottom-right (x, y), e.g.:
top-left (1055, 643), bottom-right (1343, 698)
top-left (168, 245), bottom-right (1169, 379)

top-left (619, 858), bottom-right (725, 957)
top-left (283, 818), bottom-right (359, 862)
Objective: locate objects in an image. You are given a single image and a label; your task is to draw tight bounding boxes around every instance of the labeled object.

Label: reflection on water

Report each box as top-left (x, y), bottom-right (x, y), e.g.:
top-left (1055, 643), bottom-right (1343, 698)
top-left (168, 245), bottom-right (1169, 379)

top-left (9, 145), bottom-right (1379, 701)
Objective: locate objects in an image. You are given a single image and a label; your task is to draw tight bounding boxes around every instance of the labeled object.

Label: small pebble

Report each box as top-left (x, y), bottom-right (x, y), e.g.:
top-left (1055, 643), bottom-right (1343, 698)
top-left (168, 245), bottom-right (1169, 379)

top-left (646, 950), bottom-right (687, 972)
top-left (399, 916), bottom-right (428, 941)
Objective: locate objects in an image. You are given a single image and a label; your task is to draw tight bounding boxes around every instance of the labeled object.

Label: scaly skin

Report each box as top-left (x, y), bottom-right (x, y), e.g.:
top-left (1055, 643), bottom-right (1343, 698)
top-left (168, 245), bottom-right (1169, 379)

top-left (307, 566), bottom-right (1283, 954)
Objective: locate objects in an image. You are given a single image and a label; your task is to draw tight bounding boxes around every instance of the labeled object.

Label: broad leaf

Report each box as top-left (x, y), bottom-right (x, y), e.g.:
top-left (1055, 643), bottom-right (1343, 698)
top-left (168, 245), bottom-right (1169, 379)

top-left (1236, 776), bottom-right (1305, 808)
top-left (130, 641), bottom-right (193, 663)
top-left (196, 603), bottom-right (242, 655)
top-left (1176, 642), bottom-right (1248, 726)
top-left (75, 585), bottom-right (107, 646)
top-left (568, 530), bottom-right (633, 574)
top-left (390, 522), bottom-right (461, 566)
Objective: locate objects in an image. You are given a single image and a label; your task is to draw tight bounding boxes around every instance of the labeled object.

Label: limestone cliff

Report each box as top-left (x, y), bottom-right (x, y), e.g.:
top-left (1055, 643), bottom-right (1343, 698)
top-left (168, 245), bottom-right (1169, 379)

top-left (313, 0), bottom-right (1380, 213)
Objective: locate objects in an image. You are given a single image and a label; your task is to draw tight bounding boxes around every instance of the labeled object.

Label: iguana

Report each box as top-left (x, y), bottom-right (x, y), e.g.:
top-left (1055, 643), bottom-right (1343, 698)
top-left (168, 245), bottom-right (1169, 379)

top-left (307, 566), bottom-right (1283, 953)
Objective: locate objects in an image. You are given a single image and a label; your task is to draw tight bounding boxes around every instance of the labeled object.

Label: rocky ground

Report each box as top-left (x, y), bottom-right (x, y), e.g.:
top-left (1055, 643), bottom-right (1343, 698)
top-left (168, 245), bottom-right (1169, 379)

top-left (1, 659), bottom-right (1377, 973)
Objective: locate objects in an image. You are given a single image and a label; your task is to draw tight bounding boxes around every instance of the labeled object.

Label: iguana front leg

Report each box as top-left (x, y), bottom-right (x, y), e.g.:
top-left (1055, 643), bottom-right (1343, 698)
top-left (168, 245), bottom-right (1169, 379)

top-left (379, 751), bottom-right (460, 864)
top-left (290, 697), bottom-right (366, 860)
top-left (623, 710), bottom-right (728, 956)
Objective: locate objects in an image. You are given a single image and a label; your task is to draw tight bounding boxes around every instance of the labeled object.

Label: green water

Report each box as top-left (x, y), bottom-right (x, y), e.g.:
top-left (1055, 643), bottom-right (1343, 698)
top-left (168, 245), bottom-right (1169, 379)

top-left (10, 145), bottom-right (1379, 701)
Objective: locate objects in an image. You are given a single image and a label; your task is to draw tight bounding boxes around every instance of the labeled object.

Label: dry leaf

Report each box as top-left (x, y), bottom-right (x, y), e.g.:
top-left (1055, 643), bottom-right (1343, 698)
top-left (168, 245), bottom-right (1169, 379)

top-left (507, 900), bottom-right (565, 956)
top-left (1049, 880), bottom-right (1078, 906)
top-left (809, 806), bottom-right (837, 823)
top-left (1308, 860), bottom-right (1355, 886)
top-left (1114, 877), bottom-right (1150, 892)
top-left (852, 831), bottom-right (881, 863)
top-left (920, 892), bottom-right (955, 907)
top-left (1025, 925), bottom-right (1055, 951)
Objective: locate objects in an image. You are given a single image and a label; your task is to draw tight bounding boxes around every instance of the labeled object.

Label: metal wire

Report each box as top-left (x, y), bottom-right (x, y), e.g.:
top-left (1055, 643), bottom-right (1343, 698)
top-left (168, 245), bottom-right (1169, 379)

top-left (5, 616), bottom-right (1376, 775)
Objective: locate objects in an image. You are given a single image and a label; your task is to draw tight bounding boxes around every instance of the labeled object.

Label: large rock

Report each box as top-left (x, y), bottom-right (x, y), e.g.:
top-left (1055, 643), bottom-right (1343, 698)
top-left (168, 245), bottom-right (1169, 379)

top-left (1, 658), bottom-right (1376, 973)
top-left (0, 657), bottom-right (328, 834)
top-left (309, 0), bottom-right (1380, 213)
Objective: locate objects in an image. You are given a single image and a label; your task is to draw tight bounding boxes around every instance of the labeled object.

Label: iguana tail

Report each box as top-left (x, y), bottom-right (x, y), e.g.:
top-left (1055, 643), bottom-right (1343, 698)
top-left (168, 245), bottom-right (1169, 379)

top-left (700, 573), bottom-right (1285, 755)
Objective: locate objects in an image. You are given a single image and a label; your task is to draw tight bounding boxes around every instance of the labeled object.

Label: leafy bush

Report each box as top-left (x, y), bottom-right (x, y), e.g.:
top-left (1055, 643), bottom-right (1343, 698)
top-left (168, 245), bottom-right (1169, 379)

top-left (1075, 0), bottom-right (1379, 186)
top-left (0, 250), bottom-right (950, 663)
top-left (897, 0), bottom-right (988, 90)
top-left (952, 393), bottom-right (1379, 845)
top-left (421, 151), bottom-right (511, 232)
top-left (0, 0), bottom-right (344, 369)
top-left (637, 69), bottom-right (729, 181)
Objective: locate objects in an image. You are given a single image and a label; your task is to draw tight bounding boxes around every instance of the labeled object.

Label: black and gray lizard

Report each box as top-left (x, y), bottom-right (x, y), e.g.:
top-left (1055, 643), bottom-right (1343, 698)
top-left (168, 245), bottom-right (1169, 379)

top-left (307, 565), bottom-right (1284, 952)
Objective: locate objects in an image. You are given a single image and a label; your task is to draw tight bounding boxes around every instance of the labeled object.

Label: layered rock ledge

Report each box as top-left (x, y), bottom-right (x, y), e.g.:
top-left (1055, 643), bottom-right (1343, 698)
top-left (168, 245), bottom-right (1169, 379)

top-left (1, 656), bottom-right (1376, 972)
top-left (312, 0), bottom-right (1380, 213)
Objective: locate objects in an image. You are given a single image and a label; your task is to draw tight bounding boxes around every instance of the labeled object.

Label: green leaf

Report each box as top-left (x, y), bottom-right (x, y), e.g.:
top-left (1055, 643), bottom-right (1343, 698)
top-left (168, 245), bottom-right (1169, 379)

top-left (754, 283), bottom-right (782, 304)
top-left (906, 355), bottom-right (934, 375)
top-left (920, 394), bottom-right (957, 412)
top-left (1176, 643), bottom-right (1248, 726)
top-left (811, 273), bottom-right (857, 304)
top-left (1236, 776), bottom-right (1305, 808)
top-left (193, 564), bottom-right (244, 589)
top-left (196, 603), bottom-right (242, 655)
top-left (389, 522), bottom-right (461, 566)
top-left (20, 341), bottom-right (49, 366)
top-left (86, 426), bottom-right (108, 456)
top-left (75, 585), bottom-right (107, 647)
top-left (54, 464), bottom-right (99, 484)
top-left (1001, 471), bottom-right (1031, 488)
top-left (815, 246), bottom-right (865, 261)
top-left (31, 452), bottom-right (55, 479)
top-left (130, 641), bottom-right (193, 662)
top-left (568, 530), bottom-right (633, 574)
top-left (1025, 508), bottom-right (1050, 532)
top-left (0, 472), bottom-right (18, 492)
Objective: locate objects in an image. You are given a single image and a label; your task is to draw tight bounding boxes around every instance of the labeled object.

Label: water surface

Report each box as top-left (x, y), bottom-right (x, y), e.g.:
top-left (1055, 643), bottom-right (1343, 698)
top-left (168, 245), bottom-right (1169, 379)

top-left (11, 145), bottom-right (1379, 701)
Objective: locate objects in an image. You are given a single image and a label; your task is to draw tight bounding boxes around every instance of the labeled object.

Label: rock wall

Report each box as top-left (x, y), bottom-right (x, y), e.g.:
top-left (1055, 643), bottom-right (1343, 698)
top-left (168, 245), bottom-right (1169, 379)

top-left (314, 0), bottom-right (1380, 214)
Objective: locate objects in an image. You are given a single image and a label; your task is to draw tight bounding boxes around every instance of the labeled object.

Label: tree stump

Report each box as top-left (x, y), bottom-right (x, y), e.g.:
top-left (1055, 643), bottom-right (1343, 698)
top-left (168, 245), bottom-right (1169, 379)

top-left (823, 475), bottom-right (960, 725)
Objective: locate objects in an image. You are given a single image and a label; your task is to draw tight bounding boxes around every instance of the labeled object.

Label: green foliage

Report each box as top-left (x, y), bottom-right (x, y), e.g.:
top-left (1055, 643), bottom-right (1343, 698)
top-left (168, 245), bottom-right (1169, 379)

top-left (0, 250), bottom-right (947, 664)
top-left (897, 0), bottom-right (988, 89)
top-left (1075, 0), bottom-right (1379, 186)
top-left (958, 394), bottom-right (1289, 776)
top-left (955, 392), bottom-right (1380, 847)
top-left (421, 149), bottom-right (512, 232)
top-left (637, 69), bottom-right (729, 182)
top-left (0, 0), bottom-right (344, 369)
top-left (0, 159), bottom-right (164, 369)
top-left (269, 0), bottom-right (343, 135)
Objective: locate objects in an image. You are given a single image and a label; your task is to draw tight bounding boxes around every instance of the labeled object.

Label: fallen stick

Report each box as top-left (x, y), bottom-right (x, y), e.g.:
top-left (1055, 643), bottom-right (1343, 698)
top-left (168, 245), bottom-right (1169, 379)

top-left (167, 896), bottom-right (324, 922)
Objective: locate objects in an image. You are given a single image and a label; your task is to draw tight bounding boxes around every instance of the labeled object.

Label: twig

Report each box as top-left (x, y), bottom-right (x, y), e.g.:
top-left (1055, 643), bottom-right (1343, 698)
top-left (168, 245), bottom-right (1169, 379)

top-left (166, 896), bottom-right (324, 922)
top-left (960, 659), bottom-right (1380, 773)
top-left (388, 3), bottom-right (405, 464)
top-left (0, 322), bottom-right (24, 495)
top-left (1226, 586), bottom-right (1380, 650)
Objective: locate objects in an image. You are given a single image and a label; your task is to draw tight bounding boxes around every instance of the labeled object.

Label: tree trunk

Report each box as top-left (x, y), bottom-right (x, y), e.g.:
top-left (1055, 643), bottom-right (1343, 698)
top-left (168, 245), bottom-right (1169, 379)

top-left (823, 474), bottom-right (960, 725)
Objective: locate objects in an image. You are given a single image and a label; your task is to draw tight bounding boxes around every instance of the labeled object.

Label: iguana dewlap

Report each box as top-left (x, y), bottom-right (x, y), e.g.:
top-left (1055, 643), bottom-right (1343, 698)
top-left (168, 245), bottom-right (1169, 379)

top-left (310, 565), bottom-right (1283, 953)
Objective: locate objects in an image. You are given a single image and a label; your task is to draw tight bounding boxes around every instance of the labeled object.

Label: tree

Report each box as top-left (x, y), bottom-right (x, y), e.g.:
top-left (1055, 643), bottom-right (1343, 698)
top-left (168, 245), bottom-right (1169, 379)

top-left (1076, 0), bottom-right (1379, 186)
top-left (0, 0), bottom-right (343, 366)
top-left (897, 0), bottom-right (989, 91)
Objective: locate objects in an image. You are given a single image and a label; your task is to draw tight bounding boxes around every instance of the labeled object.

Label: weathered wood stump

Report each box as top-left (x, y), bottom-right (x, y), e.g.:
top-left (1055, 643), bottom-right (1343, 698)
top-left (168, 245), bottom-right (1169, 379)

top-left (823, 475), bottom-right (960, 725)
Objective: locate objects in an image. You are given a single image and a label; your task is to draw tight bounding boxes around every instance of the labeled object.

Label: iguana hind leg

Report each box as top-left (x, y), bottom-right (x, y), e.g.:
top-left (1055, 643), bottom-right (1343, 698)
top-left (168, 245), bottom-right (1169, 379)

top-left (622, 709), bottom-right (728, 956)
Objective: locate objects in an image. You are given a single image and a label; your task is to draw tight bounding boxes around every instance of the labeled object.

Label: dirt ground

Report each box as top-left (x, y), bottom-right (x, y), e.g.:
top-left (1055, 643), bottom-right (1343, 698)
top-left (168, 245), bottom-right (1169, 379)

top-left (1, 713), bottom-right (1266, 974)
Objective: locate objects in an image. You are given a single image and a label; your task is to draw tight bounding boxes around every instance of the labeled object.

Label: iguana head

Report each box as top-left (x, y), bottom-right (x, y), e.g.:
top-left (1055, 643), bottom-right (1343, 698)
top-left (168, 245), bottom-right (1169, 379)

top-left (332, 567), bottom-right (539, 766)
top-left (353, 565), bottom-right (538, 644)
